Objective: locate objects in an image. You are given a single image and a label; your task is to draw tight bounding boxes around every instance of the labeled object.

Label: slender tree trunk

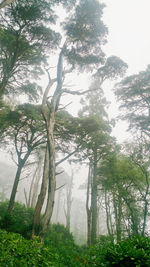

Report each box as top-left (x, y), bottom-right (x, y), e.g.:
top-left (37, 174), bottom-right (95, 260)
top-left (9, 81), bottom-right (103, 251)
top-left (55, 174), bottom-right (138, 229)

top-left (142, 199), bottom-right (148, 236)
top-left (32, 146), bottom-right (49, 235)
top-left (91, 153), bottom-right (98, 244)
top-left (8, 151), bottom-right (31, 213)
top-left (142, 171), bottom-right (149, 236)
top-left (123, 196), bottom-right (139, 236)
top-left (105, 189), bottom-right (111, 236)
top-left (8, 162), bottom-right (23, 212)
top-left (113, 193), bottom-right (122, 241)
top-left (64, 169), bottom-right (73, 232)
top-left (40, 114), bottom-right (56, 234)
top-left (86, 163), bottom-right (92, 246)
top-left (55, 189), bottom-right (62, 222)
top-left (31, 160), bottom-right (42, 208)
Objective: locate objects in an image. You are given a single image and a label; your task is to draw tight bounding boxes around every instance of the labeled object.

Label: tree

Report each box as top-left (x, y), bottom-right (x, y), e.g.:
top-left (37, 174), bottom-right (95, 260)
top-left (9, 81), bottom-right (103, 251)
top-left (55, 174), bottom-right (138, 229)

top-left (115, 65), bottom-right (150, 136)
top-left (78, 55), bottom-right (127, 244)
top-left (0, 0), bottom-right (60, 99)
top-left (32, 0), bottom-right (109, 236)
top-left (98, 150), bottom-right (150, 240)
top-left (64, 163), bottom-right (74, 232)
top-left (0, 103), bottom-right (46, 212)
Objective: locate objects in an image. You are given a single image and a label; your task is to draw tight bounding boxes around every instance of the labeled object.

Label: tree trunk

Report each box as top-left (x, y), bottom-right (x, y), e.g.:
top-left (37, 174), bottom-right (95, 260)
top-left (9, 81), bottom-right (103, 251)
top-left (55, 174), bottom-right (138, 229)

top-left (91, 153), bottom-right (98, 244)
top-left (142, 170), bottom-right (149, 236)
top-left (8, 162), bottom-right (23, 212)
top-left (31, 161), bottom-right (42, 208)
top-left (40, 114), bottom-right (56, 234)
top-left (105, 189), bottom-right (111, 236)
top-left (32, 146), bottom-right (49, 235)
top-left (64, 169), bottom-right (73, 232)
top-left (113, 193), bottom-right (122, 242)
top-left (32, 48), bottom-right (64, 236)
top-left (8, 150), bottom-right (31, 213)
top-left (86, 163), bottom-right (92, 246)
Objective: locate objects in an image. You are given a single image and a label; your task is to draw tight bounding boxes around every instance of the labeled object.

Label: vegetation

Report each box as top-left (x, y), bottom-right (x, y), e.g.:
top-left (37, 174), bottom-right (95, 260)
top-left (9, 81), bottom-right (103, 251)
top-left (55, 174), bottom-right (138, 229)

top-left (0, 0), bottom-right (150, 265)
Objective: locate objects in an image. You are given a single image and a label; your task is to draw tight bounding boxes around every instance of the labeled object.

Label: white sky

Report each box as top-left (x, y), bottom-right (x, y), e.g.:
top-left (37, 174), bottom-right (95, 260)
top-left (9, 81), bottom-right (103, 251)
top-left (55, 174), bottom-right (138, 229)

top-left (103, 0), bottom-right (150, 74)
top-left (98, 0), bottom-right (150, 143)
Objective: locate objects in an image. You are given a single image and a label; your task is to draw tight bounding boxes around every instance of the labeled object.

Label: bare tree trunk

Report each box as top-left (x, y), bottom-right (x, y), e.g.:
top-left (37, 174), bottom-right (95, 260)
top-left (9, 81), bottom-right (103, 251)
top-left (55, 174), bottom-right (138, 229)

top-left (32, 146), bottom-right (49, 235)
top-left (86, 163), bottom-right (92, 246)
top-left (91, 153), bottom-right (98, 244)
top-left (142, 170), bottom-right (149, 236)
top-left (8, 151), bottom-right (31, 213)
top-left (31, 157), bottom-right (43, 208)
top-left (64, 169), bottom-right (73, 232)
top-left (105, 189), bottom-right (111, 236)
top-left (113, 193), bottom-right (122, 242)
top-left (40, 117), bottom-right (56, 234)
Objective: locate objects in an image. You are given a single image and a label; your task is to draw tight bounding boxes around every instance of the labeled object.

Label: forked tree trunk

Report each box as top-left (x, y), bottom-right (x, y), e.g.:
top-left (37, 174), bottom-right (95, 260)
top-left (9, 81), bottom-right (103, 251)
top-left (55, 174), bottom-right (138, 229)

top-left (31, 165), bottom-right (42, 208)
top-left (40, 116), bottom-right (56, 234)
top-left (32, 146), bottom-right (49, 235)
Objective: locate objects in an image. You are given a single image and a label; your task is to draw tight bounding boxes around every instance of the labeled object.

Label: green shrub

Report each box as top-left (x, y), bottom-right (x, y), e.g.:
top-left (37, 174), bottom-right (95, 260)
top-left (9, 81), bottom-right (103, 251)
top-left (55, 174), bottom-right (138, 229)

top-left (44, 224), bottom-right (87, 266)
top-left (0, 201), bottom-right (33, 238)
top-left (0, 229), bottom-right (61, 267)
top-left (87, 236), bottom-right (150, 266)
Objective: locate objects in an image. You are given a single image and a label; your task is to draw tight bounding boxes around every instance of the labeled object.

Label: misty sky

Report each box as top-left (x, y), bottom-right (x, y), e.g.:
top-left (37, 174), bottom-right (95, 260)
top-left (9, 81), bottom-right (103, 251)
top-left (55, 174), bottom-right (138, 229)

top-left (99, 0), bottom-right (150, 142)
top-left (103, 0), bottom-right (150, 74)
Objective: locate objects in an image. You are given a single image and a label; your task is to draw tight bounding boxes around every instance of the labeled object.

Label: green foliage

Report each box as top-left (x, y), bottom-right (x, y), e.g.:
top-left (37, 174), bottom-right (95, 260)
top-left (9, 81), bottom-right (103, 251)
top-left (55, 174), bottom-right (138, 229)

top-left (0, 229), bottom-right (60, 266)
top-left (87, 236), bottom-right (150, 266)
top-left (44, 224), bottom-right (86, 266)
top-left (63, 0), bottom-right (108, 69)
top-left (0, 201), bottom-right (34, 238)
top-left (115, 64), bottom-right (150, 134)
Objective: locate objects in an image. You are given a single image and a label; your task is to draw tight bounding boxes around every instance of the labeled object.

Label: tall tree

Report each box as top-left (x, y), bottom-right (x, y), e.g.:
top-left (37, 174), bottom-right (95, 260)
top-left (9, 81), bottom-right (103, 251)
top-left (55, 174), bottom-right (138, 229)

top-left (78, 55), bottom-right (127, 244)
top-left (0, 0), bottom-right (60, 99)
top-left (0, 103), bottom-right (46, 212)
top-left (32, 0), bottom-right (109, 235)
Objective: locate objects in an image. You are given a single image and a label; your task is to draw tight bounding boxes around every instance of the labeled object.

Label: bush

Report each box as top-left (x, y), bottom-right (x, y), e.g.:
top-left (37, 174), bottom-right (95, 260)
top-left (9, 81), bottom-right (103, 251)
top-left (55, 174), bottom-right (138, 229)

top-left (0, 201), bottom-right (34, 238)
top-left (44, 224), bottom-right (87, 266)
top-left (0, 229), bottom-right (61, 267)
top-left (87, 236), bottom-right (150, 266)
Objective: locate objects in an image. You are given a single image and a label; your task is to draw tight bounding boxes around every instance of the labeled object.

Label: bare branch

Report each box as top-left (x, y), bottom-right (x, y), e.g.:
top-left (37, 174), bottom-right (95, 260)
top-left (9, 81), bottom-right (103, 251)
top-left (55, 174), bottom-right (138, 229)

top-left (0, 0), bottom-right (15, 9)
top-left (62, 87), bottom-right (99, 96)
top-left (56, 170), bottom-right (64, 176)
top-left (56, 148), bottom-right (78, 166)
top-left (58, 101), bottom-right (72, 111)
top-left (55, 184), bottom-right (66, 191)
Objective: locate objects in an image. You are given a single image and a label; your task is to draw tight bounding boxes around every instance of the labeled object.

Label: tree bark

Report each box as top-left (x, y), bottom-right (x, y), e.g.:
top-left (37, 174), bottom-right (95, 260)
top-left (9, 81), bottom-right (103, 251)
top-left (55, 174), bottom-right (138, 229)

top-left (8, 149), bottom-right (31, 213)
top-left (32, 146), bottom-right (49, 235)
top-left (0, 0), bottom-right (15, 10)
top-left (40, 116), bottom-right (56, 234)
top-left (105, 189), bottom-right (111, 236)
top-left (64, 169), bottom-right (73, 232)
top-left (91, 153), bottom-right (98, 244)
top-left (86, 163), bottom-right (92, 246)
top-left (8, 161), bottom-right (24, 212)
